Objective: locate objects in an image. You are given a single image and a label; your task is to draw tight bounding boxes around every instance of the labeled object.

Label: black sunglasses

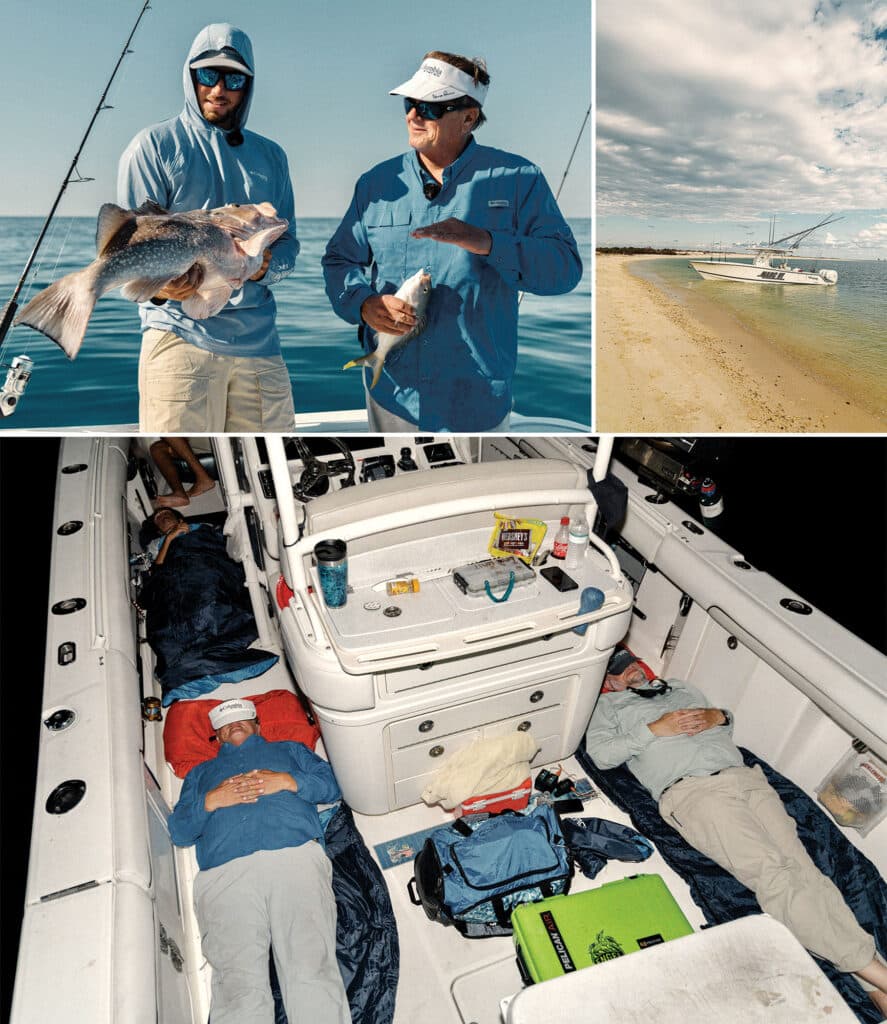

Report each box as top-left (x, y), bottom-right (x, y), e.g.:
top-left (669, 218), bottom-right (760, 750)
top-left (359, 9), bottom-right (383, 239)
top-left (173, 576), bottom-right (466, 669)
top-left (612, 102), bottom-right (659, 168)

top-left (403, 96), bottom-right (474, 121)
top-left (629, 680), bottom-right (672, 698)
top-left (194, 67), bottom-right (249, 91)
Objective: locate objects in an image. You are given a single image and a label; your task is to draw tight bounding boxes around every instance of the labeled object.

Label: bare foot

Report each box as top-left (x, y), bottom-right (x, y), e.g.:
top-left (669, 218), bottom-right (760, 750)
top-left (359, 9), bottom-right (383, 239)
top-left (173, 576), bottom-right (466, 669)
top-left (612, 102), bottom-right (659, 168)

top-left (187, 477), bottom-right (216, 499)
top-left (869, 989), bottom-right (887, 1020)
top-left (155, 493), bottom-right (190, 509)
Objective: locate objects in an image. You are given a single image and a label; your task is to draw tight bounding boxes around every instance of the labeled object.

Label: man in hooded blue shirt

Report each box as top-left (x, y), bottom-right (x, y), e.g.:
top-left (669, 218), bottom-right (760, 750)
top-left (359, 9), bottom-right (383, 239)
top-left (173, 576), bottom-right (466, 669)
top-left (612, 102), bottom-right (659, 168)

top-left (118, 24), bottom-right (299, 433)
top-left (322, 51), bottom-right (583, 433)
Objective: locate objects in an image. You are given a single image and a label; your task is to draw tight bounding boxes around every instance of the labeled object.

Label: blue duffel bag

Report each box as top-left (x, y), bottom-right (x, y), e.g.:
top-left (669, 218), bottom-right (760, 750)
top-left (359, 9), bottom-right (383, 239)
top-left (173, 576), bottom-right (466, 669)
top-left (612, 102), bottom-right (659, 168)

top-left (407, 803), bottom-right (573, 938)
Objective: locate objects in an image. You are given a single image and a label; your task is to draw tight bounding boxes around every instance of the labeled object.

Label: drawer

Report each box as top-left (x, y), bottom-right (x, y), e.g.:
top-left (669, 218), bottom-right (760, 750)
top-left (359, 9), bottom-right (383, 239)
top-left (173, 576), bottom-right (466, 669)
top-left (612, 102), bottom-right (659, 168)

top-left (388, 676), bottom-right (574, 749)
top-left (391, 727), bottom-right (483, 780)
top-left (381, 630), bottom-right (583, 695)
top-left (481, 705), bottom-right (565, 745)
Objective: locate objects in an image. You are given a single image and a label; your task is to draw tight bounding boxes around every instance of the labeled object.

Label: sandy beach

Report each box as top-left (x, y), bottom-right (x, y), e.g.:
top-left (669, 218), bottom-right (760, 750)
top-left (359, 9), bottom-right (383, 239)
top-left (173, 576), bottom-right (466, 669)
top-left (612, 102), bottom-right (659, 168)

top-left (595, 254), bottom-right (886, 433)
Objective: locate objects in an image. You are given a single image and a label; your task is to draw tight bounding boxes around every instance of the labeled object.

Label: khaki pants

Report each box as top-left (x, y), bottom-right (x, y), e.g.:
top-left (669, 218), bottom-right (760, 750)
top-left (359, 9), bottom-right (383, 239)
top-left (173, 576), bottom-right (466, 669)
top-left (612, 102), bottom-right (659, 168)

top-left (139, 329), bottom-right (296, 433)
top-left (659, 764), bottom-right (875, 973)
top-left (194, 843), bottom-right (351, 1024)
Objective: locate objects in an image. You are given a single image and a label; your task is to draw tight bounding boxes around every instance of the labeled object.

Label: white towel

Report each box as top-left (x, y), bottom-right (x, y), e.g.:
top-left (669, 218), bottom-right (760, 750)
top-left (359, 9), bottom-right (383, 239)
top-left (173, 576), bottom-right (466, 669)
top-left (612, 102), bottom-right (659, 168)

top-left (421, 731), bottom-right (539, 810)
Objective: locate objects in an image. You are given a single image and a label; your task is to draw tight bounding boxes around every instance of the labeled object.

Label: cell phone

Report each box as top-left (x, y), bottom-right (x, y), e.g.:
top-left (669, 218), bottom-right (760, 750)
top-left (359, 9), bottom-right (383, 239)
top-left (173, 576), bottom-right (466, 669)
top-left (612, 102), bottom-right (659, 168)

top-left (540, 565), bottom-right (578, 592)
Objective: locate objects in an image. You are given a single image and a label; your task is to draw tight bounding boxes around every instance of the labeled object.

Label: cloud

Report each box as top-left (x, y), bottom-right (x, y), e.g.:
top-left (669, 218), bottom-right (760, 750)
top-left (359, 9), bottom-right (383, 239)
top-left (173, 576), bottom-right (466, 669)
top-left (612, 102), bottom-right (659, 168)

top-left (597, 0), bottom-right (887, 224)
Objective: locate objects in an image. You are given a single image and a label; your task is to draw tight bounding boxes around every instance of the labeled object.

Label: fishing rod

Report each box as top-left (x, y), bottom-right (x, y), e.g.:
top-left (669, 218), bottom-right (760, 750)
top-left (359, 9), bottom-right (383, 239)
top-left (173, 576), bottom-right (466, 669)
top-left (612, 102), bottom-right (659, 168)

top-left (518, 103), bottom-right (591, 307)
top-left (0, 0), bottom-right (152, 416)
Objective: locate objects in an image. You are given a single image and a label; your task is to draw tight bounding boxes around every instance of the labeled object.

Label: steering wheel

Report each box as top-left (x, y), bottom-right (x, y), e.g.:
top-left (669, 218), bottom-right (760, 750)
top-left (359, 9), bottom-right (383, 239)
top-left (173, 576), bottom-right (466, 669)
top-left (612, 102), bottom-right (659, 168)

top-left (289, 438), bottom-right (356, 501)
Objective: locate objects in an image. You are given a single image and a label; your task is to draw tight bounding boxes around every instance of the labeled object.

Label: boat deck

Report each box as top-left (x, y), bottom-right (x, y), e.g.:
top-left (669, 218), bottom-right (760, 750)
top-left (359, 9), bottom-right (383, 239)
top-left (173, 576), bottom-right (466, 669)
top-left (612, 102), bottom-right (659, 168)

top-left (351, 753), bottom-right (707, 1024)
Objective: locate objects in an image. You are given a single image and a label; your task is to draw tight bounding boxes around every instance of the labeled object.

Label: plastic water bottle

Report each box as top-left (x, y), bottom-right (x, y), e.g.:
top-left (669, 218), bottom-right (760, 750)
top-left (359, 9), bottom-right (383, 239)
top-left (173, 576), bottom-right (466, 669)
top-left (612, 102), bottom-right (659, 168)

top-left (565, 520), bottom-right (589, 569)
top-left (552, 516), bottom-right (570, 560)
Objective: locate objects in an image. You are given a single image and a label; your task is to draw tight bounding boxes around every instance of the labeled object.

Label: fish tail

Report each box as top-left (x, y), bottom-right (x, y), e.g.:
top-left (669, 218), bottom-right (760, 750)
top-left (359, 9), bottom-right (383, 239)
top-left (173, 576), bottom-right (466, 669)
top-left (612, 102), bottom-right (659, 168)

top-left (15, 268), bottom-right (98, 360)
top-left (342, 351), bottom-right (385, 389)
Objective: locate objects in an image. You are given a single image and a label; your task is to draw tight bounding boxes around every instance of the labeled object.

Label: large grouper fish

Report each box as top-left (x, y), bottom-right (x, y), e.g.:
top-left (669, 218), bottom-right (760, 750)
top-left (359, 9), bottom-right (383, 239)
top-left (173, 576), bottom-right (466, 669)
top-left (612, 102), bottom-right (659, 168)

top-left (343, 268), bottom-right (432, 389)
top-left (15, 200), bottom-right (289, 359)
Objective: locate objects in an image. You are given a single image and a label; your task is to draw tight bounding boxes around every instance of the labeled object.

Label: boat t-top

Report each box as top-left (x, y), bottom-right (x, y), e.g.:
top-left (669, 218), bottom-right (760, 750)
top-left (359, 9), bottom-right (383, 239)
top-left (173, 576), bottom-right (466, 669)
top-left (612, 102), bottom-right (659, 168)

top-left (689, 214), bottom-right (841, 286)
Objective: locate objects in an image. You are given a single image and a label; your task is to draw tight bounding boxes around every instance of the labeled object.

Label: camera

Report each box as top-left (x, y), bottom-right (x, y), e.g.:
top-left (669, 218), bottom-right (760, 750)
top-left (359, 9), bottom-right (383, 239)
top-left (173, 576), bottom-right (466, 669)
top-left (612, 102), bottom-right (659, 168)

top-left (0, 355), bottom-right (34, 417)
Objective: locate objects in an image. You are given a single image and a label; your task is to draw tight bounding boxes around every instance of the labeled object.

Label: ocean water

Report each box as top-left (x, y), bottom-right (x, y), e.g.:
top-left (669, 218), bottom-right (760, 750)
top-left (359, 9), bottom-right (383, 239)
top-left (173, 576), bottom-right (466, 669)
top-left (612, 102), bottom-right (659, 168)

top-left (0, 217), bottom-right (591, 430)
top-left (633, 256), bottom-right (887, 416)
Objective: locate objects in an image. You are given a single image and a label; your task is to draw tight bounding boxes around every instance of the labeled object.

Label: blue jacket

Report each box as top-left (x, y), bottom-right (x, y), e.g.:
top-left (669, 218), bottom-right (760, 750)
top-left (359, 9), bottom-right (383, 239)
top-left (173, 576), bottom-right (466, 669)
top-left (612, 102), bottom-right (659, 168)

top-left (168, 733), bottom-right (341, 870)
top-left (117, 24), bottom-right (298, 358)
top-left (322, 138), bottom-right (582, 431)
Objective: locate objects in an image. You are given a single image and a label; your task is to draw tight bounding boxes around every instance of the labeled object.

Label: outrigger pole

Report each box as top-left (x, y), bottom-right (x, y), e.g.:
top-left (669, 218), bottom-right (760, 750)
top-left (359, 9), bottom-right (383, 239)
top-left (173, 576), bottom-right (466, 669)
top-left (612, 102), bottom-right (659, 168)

top-left (518, 103), bottom-right (591, 307)
top-left (0, 0), bottom-right (152, 364)
top-left (764, 213), bottom-right (844, 252)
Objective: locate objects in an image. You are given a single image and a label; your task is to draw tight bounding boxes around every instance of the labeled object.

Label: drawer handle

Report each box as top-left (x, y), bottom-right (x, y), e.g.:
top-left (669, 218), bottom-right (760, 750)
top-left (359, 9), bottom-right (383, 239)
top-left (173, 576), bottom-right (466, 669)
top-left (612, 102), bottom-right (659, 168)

top-left (418, 720), bottom-right (435, 733)
top-left (517, 721), bottom-right (532, 732)
top-left (529, 690), bottom-right (544, 704)
top-left (429, 745), bottom-right (445, 758)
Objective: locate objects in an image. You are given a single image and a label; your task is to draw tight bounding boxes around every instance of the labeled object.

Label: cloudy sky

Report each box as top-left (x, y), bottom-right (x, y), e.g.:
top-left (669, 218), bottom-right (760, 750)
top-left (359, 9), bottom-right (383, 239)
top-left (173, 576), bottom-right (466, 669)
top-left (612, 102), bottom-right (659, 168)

top-left (596, 0), bottom-right (887, 255)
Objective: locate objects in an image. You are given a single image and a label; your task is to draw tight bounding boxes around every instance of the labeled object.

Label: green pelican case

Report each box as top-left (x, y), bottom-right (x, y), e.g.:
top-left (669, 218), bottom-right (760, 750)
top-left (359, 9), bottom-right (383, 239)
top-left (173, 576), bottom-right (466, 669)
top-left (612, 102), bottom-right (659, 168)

top-left (511, 873), bottom-right (694, 984)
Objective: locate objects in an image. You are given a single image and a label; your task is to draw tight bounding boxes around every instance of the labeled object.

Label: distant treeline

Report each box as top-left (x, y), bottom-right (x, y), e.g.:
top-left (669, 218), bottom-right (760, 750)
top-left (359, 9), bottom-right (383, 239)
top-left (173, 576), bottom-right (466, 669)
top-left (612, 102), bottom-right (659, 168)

top-left (597, 246), bottom-right (680, 255)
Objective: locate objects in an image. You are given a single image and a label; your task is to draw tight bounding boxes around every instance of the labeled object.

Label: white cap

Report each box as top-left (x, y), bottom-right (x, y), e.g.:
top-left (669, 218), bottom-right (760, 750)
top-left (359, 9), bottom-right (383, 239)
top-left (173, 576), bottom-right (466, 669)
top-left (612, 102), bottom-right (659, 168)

top-left (209, 698), bottom-right (257, 730)
top-left (389, 57), bottom-right (488, 105)
top-left (190, 47), bottom-right (253, 76)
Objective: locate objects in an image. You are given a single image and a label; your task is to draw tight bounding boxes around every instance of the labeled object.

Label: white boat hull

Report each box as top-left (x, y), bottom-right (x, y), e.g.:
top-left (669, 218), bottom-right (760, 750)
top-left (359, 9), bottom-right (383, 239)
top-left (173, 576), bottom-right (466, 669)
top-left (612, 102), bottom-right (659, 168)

top-left (689, 259), bottom-right (836, 285)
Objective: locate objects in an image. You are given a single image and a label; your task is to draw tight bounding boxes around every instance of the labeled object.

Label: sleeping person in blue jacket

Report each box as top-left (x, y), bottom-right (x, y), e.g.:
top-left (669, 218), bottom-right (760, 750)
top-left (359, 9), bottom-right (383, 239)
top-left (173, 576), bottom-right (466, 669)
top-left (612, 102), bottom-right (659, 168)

top-left (322, 51), bottom-right (583, 433)
top-left (169, 698), bottom-right (351, 1024)
top-left (118, 23), bottom-right (299, 433)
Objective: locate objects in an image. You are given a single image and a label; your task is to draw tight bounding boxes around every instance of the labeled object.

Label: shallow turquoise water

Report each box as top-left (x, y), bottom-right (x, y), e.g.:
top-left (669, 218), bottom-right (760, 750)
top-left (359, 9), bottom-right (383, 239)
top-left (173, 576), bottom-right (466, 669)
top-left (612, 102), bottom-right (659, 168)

top-left (0, 217), bottom-right (591, 430)
top-left (633, 256), bottom-right (887, 412)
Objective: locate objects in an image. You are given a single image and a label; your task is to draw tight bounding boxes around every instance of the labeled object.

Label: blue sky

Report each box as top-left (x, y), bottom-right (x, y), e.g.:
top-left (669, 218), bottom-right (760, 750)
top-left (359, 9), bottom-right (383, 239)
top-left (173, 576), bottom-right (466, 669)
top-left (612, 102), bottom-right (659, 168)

top-left (4, 0), bottom-right (590, 220)
top-left (597, 0), bottom-right (887, 257)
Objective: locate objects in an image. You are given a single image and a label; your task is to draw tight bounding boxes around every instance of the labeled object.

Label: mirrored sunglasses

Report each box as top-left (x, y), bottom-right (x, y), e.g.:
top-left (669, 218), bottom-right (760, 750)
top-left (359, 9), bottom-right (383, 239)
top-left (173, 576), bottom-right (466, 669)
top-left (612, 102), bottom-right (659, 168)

top-left (403, 96), bottom-right (473, 121)
top-left (194, 67), bottom-right (248, 91)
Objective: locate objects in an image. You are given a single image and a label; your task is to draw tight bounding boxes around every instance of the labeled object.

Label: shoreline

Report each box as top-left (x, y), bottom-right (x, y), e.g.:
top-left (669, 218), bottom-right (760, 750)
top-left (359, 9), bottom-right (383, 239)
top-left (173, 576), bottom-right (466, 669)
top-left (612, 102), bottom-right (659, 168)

top-left (595, 254), bottom-right (886, 433)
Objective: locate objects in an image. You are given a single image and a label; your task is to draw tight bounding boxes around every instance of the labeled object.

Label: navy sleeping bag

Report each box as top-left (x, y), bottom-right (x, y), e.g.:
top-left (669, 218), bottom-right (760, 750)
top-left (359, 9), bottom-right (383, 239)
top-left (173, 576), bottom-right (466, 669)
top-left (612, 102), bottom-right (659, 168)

top-left (577, 742), bottom-right (887, 1024)
top-left (139, 526), bottom-right (278, 704)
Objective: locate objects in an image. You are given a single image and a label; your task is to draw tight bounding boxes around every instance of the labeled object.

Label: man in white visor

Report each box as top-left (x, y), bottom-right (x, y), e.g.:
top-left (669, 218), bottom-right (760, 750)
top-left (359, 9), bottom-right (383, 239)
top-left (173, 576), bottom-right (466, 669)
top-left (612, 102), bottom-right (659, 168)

top-left (323, 51), bottom-right (582, 433)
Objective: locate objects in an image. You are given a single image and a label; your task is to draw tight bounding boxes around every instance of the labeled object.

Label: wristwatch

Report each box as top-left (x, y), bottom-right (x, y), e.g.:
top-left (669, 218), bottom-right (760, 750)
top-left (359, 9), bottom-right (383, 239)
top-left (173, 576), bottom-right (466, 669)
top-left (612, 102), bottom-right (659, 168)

top-left (719, 708), bottom-right (732, 727)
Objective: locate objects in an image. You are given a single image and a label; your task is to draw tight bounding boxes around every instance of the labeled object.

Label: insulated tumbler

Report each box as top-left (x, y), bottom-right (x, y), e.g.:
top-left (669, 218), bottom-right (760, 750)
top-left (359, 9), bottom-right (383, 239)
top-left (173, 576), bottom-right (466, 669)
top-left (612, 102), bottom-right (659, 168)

top-left (315, 539), bottom-right (348, 608)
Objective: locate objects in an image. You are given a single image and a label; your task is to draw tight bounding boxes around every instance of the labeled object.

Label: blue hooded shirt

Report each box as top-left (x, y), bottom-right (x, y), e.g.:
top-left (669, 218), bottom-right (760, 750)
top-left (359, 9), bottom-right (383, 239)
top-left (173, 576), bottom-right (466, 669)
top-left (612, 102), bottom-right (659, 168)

top-left (117, 24), bottom-right (298, 358)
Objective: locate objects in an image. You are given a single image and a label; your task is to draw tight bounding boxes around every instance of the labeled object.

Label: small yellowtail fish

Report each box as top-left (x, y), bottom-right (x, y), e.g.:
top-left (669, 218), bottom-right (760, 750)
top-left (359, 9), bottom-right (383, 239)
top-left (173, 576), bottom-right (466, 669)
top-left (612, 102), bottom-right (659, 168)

top-left (343, 268), bottom-right (432, 389)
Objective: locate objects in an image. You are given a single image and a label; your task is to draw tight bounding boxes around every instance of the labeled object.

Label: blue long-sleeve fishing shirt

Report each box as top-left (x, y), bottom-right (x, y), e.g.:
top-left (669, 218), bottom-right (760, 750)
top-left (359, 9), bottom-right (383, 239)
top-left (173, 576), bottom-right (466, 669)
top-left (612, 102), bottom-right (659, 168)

top-left (168, 733), bottom-right (341, 870)
top-left (322, 138), bottom-right (582, 431)
top-left (117, 24), bottom-right (298, 359)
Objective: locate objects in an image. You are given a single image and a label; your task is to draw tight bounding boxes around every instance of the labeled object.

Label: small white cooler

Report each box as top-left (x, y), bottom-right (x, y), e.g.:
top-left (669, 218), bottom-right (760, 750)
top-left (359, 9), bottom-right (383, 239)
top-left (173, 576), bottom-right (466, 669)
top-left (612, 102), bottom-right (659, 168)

top-left (502, 914), bottom-right (859, 1023)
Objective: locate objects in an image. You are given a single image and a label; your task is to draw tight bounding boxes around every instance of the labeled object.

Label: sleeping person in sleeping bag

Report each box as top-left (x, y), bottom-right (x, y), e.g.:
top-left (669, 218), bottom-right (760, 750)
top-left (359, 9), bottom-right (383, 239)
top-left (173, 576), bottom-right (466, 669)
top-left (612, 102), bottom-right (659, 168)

top-left (585, 647), bottom-right (887, 1018)
top-left (138, 508), bottom-right (278, 705)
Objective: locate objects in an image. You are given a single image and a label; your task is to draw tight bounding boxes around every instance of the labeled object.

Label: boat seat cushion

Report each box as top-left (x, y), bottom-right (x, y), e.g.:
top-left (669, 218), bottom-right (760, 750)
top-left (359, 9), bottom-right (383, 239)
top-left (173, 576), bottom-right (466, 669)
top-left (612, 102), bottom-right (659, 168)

top-left (576, 744), bottom-right (887, 1024)
top-left (163, 689), bottom-right (320, 777)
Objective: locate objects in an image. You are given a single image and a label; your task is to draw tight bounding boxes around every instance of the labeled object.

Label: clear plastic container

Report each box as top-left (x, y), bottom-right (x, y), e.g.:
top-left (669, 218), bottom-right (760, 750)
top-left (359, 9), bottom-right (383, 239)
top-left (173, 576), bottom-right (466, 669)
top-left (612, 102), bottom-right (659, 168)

top-left (816, 740), bottom-right (887, 836)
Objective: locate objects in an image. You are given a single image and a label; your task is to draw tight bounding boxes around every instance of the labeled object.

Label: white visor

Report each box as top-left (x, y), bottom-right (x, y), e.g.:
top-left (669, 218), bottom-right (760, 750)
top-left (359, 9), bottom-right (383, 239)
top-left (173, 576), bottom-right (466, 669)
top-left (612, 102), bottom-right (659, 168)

top-left (389, 57), bottom-right (487, 105)
top-left (209, 698), bottom-right (257, 730)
